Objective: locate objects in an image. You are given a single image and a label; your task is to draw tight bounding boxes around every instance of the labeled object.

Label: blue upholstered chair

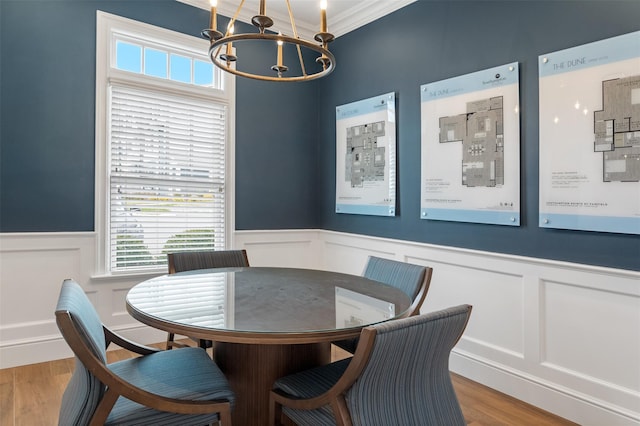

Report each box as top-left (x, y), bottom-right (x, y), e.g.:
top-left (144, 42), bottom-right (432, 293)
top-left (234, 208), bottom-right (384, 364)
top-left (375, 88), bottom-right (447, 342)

top-left (56, 279), bottom-right (235, 425)
top-left (166, 249), bottom-right (250, 350)
top-left (333, 256), bottom-right (433, 353)
top-left (270, 304), bottom-right (472, 426)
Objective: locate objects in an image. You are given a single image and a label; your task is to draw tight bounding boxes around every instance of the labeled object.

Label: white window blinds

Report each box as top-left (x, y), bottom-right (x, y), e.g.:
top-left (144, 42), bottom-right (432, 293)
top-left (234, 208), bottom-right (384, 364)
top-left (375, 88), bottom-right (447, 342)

top-left (109, 84), bottom-right (226, 271)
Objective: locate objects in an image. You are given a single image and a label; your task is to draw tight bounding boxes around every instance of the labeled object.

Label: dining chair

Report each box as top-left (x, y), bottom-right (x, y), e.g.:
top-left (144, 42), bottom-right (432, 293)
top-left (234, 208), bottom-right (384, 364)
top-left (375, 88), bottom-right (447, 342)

top-left (168, 249), bottom-right (250, 274)
top-left (270, 304), bottom-right (472, 426)
top-left (333, 256), bottom-right (433, 353)
top-left (56, 279), bottom-right (235, 426)
top-left (166, 249), bottom-right (250, 350)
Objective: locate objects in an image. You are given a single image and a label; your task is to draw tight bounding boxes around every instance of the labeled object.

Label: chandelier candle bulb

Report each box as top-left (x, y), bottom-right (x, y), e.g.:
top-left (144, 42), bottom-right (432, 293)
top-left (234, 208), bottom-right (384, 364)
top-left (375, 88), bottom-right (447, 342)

top-left (259, 0), bottom-right (266, 16)
top-left (226, 41), bottom-right (233, 59)
top-left (220, 24), bottom-right (236, 63)
top-left (277, 36), bottom-right (283, 67)
top-left (209, 0), bottom-right (217, 32)
top-left (320, 0), bottom-right (327, 33)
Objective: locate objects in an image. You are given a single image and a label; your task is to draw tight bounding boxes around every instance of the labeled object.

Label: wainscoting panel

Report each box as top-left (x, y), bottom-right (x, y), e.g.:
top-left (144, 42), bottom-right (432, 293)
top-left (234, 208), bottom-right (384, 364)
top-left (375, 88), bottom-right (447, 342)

top-left (538, 278), bottom-right (640, 418)
top-left (323, 241), bottom-right (396, 275)
top-left (1, 229), bottom-right (638, 425)
top-left (424, 261), bottom-right (525, 359)
top-left (542, 279), bottom-right (639, 389)
top-left (1, 248), bottom-right (81, 326)
top-left (235, 230), bottom-right (321, 268)
top-left (111, 287), bottom-right (133, 318)
top-left (0, 234), bottom-right (95, 349)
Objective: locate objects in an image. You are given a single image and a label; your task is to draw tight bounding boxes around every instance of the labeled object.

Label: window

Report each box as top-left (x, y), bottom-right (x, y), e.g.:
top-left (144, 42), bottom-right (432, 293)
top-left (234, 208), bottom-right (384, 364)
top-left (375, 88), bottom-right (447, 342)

top-left (96, 12), bottom-right (235, 274)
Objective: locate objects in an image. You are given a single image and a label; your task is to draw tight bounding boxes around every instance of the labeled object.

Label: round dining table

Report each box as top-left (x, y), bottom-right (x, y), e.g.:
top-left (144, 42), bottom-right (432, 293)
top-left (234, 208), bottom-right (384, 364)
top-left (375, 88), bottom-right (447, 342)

top-left (126, 266), bottom-right (411, 425)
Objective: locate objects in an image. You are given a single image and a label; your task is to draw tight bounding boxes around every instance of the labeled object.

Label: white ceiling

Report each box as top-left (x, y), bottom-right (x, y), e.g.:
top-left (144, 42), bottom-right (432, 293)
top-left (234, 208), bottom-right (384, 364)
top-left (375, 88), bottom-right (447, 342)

top-left (179, 0), bottom-right (416, 40)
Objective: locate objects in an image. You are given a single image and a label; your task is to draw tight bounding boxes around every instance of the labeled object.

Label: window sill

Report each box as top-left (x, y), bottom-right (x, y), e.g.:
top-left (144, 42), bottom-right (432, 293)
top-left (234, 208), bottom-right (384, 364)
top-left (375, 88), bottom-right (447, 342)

top-left (91, 270), bottom-right (166, 283)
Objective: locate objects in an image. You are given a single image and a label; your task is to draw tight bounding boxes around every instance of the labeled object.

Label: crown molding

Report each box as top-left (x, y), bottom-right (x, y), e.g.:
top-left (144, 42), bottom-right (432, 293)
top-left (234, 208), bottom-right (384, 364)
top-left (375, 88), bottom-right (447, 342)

top-left (177, 0), bottom-right (319, 41)
top-left (177, 0), bottom-right (417, 40)
top-left (329, 0), bottom-right (416, 38)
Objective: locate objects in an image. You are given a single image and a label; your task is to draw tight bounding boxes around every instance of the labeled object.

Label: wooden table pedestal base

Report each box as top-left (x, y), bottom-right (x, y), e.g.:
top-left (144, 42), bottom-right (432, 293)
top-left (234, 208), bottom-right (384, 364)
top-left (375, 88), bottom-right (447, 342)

top-left (215, 341), bottom-right (332, 426)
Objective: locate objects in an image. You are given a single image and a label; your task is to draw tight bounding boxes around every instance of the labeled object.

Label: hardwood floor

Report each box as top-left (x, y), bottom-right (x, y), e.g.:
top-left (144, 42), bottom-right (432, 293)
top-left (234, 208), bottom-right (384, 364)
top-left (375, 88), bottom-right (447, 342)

top-left (0, 342), bottom-right (577, 426)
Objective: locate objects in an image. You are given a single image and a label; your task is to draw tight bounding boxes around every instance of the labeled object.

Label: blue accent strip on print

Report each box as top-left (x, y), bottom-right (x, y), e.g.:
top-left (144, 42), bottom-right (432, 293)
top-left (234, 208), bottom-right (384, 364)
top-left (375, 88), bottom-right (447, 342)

top-left (420, 208), bottom-right (520, 226)
top-left (420, 62), bottom-right (519, 102)
top-left (336, 204), bottom-right (395, 217)
top-left (336, 92), bottom-right (395, 120)
top-left (538, 31), bottom-right (639, 77)
top-left (538, 214), bottom-right (640, 235)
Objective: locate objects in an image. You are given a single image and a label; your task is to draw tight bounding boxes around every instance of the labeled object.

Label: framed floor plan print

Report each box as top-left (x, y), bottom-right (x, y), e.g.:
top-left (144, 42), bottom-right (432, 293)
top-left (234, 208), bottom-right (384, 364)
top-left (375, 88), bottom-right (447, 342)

top-left (420, 63), bottom-right (520, 226)
top-left (539, 31), bottom-right (640, 234)
top-left (335, 93), bottom-right (396, 216)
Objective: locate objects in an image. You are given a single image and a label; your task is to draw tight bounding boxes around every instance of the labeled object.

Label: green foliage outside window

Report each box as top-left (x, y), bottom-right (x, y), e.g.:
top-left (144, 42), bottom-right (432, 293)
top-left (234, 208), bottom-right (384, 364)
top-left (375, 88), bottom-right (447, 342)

top-left (115, 235), bottom-right (157, 268)
top-left (162, 229), bottom-right (216, 254)
top-left (115, 229), bottom-right (216, 269)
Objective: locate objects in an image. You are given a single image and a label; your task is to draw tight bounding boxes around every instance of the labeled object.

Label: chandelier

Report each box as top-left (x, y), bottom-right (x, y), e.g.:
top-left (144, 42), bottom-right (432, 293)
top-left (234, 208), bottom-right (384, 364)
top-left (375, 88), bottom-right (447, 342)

top-left (202, 0), bottom-right (336, 82)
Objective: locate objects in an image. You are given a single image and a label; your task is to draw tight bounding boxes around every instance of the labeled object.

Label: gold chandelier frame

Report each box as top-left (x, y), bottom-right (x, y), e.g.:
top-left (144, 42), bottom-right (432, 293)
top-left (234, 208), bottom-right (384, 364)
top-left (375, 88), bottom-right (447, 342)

top-left (202, 0), bottom-right (336, 82)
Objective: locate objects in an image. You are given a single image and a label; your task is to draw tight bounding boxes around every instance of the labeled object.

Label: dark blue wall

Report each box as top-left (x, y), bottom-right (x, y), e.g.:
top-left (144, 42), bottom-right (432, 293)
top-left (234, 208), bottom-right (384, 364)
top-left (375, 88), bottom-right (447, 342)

top-left (0, 0), bottom-right (319, 232)
top-left (1, 1), bottom-right (638, 271)
top-left (317, 1), bottom-right (640, 271)
top-left (235, 77), bottom-right (321, 230)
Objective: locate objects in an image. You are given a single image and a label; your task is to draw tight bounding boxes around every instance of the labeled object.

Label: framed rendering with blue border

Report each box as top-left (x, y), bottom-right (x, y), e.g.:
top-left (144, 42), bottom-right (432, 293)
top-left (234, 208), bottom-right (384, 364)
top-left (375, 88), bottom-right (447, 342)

top-left (335, 92), bottom-right (396, 216)
top-left (539, 31), bottom-right (640, 235)
top-left (420, 62), bottom-right (521, 226)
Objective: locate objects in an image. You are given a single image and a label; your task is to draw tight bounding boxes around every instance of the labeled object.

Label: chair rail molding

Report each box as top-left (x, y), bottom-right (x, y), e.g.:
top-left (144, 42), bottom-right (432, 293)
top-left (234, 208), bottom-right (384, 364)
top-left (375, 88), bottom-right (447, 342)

top-left (1, 229), bottom-right (638, 425)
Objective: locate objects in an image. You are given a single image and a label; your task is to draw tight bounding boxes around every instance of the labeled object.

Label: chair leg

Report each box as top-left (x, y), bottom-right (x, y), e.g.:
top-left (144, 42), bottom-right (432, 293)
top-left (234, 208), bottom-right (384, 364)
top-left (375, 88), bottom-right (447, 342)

top-left (219, 404), bottom-right (232, 426)
top-left (166, 332), bottom-right (175, 350)
top-left (269, 394), bottom-right (282, 426)
top-left (331, 396), bottom-right (353, 426)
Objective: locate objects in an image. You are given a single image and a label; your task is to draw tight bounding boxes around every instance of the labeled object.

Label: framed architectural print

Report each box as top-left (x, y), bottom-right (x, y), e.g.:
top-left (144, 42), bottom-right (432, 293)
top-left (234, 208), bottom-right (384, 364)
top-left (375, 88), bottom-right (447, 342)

top-left (335, 92), bottom-right (396, 216)
top-left (539, 31), bottom-right (640, 234)
top-left (420, 62), bottom-right (520, 226)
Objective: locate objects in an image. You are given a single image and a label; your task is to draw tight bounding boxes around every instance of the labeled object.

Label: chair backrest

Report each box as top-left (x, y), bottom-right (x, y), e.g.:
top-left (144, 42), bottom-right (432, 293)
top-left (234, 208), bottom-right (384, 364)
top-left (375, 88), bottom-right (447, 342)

top-left (347, 304), bottom-right (472, 426)
top-left (168, 249), bottom-right (249, 274)
top-left (55, 279), bottom-right (107, 425)
top-left (363, 256), bottom-right (432, 315)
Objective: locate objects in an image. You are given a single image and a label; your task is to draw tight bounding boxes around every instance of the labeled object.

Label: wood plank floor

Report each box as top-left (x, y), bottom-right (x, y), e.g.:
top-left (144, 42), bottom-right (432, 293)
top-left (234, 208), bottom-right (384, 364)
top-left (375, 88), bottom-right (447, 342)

top-left (0, 342), bottom-right (577, 426)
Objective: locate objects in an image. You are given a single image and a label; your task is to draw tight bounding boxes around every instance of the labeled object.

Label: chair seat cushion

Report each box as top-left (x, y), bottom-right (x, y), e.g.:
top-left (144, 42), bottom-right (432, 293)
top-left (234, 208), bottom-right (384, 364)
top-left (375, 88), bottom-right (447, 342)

top-left (273, 358), bottom-right (351, 426)
top-left (105, 347), bottom-right (234, 426)
top-left (274, 358), bottom-right (350, 398)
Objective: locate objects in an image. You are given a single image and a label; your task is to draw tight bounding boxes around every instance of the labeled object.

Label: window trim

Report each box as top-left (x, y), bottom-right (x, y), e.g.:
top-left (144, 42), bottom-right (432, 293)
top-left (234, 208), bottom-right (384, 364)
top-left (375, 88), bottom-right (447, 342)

top-left (95, 11), bottom-right (235, 276)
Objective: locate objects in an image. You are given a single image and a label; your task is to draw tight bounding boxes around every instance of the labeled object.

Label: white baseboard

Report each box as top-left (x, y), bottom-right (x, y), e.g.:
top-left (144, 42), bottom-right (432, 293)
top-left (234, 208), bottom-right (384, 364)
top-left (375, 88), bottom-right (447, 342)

top-left (0, 324), bottom-right (167, 367)
top-left (451, 350), bottom-right (639, 425)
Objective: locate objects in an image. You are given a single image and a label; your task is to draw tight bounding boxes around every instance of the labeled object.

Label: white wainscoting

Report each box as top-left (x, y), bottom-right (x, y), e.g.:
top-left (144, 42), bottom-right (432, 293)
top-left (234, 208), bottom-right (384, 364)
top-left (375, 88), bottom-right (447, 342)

top-left (0, 232), bottom-right (167, 368)
top-left (238, 230), bottom-right (640, 425)
top-left (1, 229), bottom-right (638, 425)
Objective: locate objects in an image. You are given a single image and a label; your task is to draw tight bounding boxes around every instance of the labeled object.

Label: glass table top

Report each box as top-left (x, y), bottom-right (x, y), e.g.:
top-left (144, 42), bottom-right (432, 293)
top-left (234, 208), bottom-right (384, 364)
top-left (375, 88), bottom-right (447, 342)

top-left (126, 267), bottom-right (411, 335)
